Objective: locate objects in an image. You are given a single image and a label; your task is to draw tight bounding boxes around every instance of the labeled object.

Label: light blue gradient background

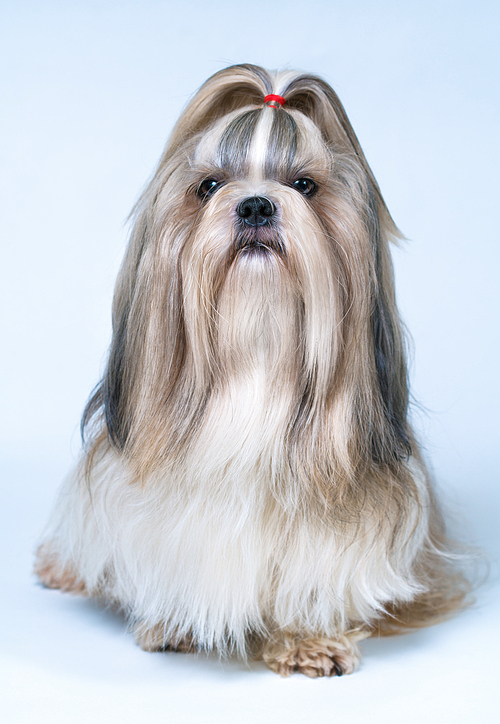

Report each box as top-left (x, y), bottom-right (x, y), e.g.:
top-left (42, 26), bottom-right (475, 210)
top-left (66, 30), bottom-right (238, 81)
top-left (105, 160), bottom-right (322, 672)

top-left (1, 2), bottom-right (498, 722)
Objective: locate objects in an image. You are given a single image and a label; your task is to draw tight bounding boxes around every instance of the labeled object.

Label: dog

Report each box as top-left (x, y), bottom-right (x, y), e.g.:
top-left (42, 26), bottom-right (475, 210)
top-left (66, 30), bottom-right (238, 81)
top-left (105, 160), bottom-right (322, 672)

top-left (35, 64), bottom-right (469, 677)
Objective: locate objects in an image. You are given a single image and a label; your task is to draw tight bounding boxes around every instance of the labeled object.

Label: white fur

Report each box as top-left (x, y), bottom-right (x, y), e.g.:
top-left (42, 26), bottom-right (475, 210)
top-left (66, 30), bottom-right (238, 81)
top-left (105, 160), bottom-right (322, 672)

top-left (43, 444), bottom-right (429, 658)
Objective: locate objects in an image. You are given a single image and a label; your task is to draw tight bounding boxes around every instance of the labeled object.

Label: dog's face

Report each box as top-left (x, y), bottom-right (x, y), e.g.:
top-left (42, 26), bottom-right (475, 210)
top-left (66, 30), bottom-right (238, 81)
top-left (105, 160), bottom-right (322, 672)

top-left (179, 106), bottom-right (345, 384)
top-left (83, 65), bottom-right (412, 497)
top-left (189, 107), bottom-right (328, 265)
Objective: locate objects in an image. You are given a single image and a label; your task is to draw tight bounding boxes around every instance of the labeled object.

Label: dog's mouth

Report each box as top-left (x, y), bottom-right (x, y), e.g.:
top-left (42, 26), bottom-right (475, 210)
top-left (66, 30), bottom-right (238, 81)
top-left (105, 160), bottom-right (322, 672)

top-left (231, 224), bottom-right (286, 259)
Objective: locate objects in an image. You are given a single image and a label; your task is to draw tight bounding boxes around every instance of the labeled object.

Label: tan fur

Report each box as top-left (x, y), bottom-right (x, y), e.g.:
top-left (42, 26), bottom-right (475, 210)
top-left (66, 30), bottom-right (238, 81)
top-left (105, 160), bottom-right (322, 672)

top-left (134, 624), bottom-right (194, 653)
top-left (34, 544), bottom-right (87, 595)
top-left (261, 630), bottom-right (368, 677)
top-left (35, 65), bottom-right (470, 675)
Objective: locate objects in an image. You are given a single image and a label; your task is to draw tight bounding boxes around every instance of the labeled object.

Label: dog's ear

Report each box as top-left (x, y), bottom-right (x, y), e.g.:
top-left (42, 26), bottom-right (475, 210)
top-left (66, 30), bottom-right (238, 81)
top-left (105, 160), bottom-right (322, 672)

top-left (282, 73), bottom-right (412, 463)
top-left (81, 219), bottom-right (151, 449)
top-left (367, 189), bottom-right (413, 462)
top-left (81, 194), bottom-right (193, 458)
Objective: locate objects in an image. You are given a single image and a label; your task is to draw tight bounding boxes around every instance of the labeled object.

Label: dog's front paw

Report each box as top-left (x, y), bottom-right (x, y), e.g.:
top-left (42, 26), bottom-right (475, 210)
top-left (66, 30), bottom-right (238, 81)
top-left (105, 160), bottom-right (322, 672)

top-left (34, 544), bottom-right (87, 595)
top-left (261, 633), bottom-right (363, 678)
top-left (134, 623), bottom-right (194, 653)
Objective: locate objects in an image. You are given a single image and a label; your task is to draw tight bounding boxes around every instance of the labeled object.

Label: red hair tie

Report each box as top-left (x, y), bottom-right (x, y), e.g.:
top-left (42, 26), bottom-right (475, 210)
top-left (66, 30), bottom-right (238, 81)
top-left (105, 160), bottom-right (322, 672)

top-left (264, 94), bottom-right (285, 108)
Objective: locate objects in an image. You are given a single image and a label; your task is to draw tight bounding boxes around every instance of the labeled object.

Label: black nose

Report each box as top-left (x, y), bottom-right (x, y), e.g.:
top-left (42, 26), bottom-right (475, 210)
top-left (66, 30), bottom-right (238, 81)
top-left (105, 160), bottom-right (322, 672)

top-left (236, 196), bottom-right (276, 227)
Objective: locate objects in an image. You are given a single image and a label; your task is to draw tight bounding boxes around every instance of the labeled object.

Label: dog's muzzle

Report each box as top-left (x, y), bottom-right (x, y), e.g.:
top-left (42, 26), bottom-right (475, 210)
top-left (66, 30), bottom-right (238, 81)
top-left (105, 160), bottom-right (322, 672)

top-left (232, 195), bottom-right (285, 258)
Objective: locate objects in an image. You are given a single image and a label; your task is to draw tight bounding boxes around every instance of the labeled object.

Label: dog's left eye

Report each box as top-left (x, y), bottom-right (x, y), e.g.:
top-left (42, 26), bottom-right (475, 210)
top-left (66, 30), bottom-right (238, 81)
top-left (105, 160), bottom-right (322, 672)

top-left (292, 178), bottom-right (317, 196)
top-left (197, 179), bottom-right (222, 199)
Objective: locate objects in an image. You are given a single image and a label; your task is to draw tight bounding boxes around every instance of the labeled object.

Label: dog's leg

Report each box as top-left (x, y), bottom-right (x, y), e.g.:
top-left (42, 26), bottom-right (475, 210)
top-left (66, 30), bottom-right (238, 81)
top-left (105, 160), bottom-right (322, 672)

top-left (261, 630), bottom-right (367, 678)
top-left (34, 543), bottom-right (88, 595)
top-left (134, 623), bottom-right (194, 653)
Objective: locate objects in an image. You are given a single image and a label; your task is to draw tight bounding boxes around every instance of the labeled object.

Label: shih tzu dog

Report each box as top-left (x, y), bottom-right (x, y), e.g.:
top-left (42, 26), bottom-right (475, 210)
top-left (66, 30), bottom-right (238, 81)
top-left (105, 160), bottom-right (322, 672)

top-left (35, 64), bottom-right (469, 677)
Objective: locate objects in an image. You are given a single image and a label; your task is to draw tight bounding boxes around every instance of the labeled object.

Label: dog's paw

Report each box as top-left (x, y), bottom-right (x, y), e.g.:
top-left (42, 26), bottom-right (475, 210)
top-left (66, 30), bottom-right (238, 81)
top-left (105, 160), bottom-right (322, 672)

top-left (134, 623), bottom-right (194, 653)
top-left (262, 633), bottom-right (363, 678)
top-left (34, 544), bottom-right (87, 595)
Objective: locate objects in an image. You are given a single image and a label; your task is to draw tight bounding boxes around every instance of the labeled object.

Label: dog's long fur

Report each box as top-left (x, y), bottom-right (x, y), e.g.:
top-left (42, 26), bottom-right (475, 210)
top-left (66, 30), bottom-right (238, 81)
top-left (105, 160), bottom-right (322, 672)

top-left (35, 65), bottom-right (469, 676)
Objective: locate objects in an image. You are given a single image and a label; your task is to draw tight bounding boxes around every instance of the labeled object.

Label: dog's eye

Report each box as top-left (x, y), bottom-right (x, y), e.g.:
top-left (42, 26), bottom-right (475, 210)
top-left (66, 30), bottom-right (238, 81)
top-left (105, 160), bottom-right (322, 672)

top-left (197, 179), bottom-right (222, 199)
top-left (292, 178), bottom-right (317, 196)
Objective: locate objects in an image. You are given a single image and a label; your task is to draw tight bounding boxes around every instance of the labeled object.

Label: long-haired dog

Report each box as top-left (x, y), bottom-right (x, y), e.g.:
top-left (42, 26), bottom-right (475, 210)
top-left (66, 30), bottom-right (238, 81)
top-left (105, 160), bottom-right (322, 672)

top-left (35, 64), bottom-right (469, 677)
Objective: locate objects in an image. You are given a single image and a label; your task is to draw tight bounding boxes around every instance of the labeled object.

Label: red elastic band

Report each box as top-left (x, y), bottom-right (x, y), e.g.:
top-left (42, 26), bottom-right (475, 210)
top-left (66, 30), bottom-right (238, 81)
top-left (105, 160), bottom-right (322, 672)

top-left (264, 94), bottom-right (285, 107)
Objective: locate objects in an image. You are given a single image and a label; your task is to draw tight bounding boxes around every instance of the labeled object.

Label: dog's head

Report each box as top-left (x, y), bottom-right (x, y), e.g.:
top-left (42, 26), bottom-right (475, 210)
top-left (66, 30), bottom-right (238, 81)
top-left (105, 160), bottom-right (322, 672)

top-left (83, 64), bottom-right (412, 488)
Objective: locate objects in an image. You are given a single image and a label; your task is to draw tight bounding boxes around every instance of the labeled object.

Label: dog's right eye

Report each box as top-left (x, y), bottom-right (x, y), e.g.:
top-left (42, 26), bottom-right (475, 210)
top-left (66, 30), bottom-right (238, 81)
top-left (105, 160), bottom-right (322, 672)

top-left (197, 179), bottom-right (221, 199)
top-left (292, 178), bottom-right (317, 196)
